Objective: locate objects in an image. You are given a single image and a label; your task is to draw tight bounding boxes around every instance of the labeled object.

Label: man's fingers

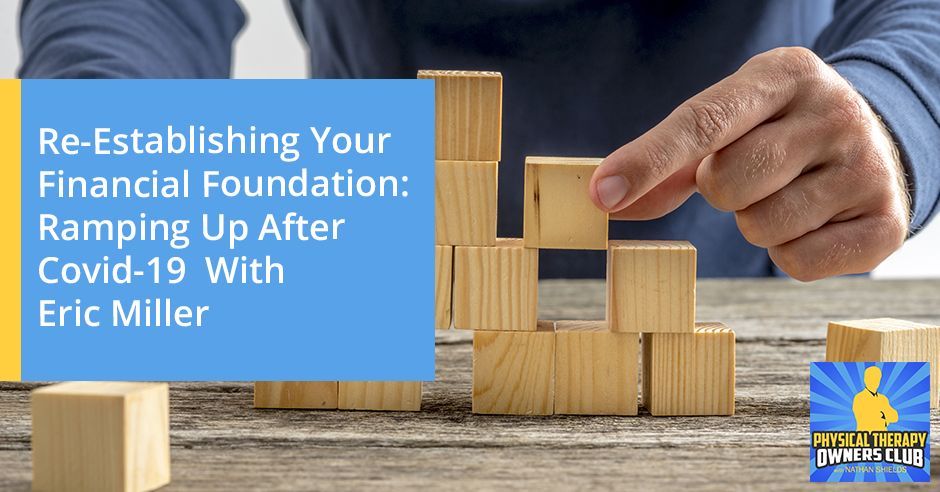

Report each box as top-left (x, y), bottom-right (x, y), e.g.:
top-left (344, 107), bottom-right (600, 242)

top-left (734, 166), bottom-right (866, 248)
top-left (696, 113), bottom-right (837, 212)
top-left (768, 212), bottom-right (906, 282)
top-left (591, 47), bottom-right (812, 213)
top-left (610, 162), bottom-right (697, 220)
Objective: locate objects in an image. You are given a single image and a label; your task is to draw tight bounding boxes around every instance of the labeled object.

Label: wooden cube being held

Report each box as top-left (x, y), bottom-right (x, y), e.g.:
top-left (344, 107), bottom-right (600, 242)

top-left (642, 323), bottom-right (735, 416)
top-left (32, 382), bottom-right (171, 492)
top-left (523, 156), bottom-right (608, 250)
top-left (253, 382), bottom-right (338, 409)
top-left (827, 318), bottom-right (940, 408)
top-left (472, 321), bottom-right (556, 415)
top-left (554, 320), bottom-right (639, 415)
top-left (453, 238), bottom-right (538, 331)
top-left (607, 240), bottom-right (696, 333)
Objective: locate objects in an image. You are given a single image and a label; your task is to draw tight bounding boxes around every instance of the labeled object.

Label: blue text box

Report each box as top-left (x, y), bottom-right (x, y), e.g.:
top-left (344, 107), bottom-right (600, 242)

top-left (21, 79), bottom-right (435, 381)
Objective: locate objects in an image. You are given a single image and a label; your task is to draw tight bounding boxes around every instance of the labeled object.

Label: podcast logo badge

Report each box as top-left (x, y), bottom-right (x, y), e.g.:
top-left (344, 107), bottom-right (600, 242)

top-left (810, 362), bottom-right (930, 482)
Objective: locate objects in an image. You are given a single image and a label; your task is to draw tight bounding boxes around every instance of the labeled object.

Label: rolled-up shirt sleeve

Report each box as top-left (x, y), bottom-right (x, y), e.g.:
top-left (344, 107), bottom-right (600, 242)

top-left (815, 0), bottom-right (940, 233)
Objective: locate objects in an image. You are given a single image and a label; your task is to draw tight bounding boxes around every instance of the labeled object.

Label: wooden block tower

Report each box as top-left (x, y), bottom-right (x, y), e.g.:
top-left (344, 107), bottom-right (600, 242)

top-left (607, 239), bottom-right (735, 416)
top-left (416, 70), bottom-right (558, 414)
top-left (416, 69), bottom-right (736, 417)
top-left (420, 69), bottom-right (501, 247)
top-left (419, 69), bottom-right (503, 330)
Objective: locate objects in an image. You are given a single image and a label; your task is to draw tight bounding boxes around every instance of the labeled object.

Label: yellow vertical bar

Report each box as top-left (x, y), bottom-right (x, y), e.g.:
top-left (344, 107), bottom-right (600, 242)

top-left (0, 79), bottom-right (21, 381)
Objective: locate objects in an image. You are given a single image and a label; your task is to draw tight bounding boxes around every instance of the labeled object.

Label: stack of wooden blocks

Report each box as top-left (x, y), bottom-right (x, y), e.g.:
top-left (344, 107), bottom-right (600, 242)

top-left (424, 69), bottom-right (736, 416)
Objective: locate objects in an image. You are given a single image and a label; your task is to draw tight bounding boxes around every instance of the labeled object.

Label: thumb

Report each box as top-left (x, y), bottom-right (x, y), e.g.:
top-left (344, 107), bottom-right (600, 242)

top-left (590, 136), bottom-right (700, 218)
top-left (600, 161), bottom-right (699, 220)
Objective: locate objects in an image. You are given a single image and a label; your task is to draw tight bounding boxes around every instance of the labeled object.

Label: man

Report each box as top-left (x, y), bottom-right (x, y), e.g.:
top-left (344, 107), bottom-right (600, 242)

top-left (19, 1), bottom-right (940, 278)
top-left (853, 366), bottom-right (898, 432)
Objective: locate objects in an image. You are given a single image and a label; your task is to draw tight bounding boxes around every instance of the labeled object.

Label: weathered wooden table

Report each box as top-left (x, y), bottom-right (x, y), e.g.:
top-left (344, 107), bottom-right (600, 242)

top-left (1, 278), bottom-right (938, 490)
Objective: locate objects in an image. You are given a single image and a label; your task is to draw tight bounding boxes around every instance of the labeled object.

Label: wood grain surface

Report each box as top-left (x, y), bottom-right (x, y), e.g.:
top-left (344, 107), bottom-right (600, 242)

top-left (607, 240), bottom-right (696, 333)
top-left (2, 278), bottom-right (939, 490)
top-left (417, 70), bottom-right (502, 162)
top-left (31, 382), bottom-right (170, 492)
top-left (434, 160), bottom-right (498, 246)
top-left (826, 318), bottom-right (940, 408)
top-left (472, 325), bottom-right (555, 415)
top-left (522, 157), bottom-right (607, 250)
top-left (435, 245), bottom-right (453, 330)
top-left (453, 239), bottom-right (538, 331)
top-left (337, 382), bottom-right (422, 412)
top-left (642, 323), bottom-right (735, 416)
top-left (253, 382), bottom-right (338, 410)
top-left (554, 321), bottom-right (638, 416)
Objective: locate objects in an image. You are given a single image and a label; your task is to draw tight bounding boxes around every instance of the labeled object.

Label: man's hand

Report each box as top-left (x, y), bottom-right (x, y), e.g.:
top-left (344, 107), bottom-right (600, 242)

top-left (589, 47), bottom-right (911, 281)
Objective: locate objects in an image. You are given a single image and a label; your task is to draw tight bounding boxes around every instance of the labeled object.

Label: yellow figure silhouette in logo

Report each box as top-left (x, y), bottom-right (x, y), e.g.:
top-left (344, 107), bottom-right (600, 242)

top-left (853, 366), bottom-right (899, 432)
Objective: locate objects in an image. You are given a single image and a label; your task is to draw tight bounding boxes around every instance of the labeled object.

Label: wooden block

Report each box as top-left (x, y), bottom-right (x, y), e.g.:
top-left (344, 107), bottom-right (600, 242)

top-left (338, 382), bottom-right (422, 412)
top-left (417, 70), bottom-right (502, 161)
top-left (523, 156), bottom-right (608, 250)
top-left (642, 323), bottom-right (735, 416)
top-left (32, 382), bottom-right (170, 492)
top-left (453, 238), bottom-right (538, 331)
top-left (253, 382), bottom-right (338, 409)
top-left (827, 318), bottom-right (940, 408)
top-left (554, 321), bottom-right (638, 415)
top-left (607, 240), bottom-right (696, 333)
top-left (435, 245), bottom-right (453, 329)
top-left (435, 160), bottom-right (498, 246)
top-left (472, 322), bottom-right (555, 415)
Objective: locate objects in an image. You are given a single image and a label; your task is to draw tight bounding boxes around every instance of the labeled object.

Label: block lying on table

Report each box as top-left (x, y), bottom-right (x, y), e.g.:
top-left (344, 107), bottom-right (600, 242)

top-left (642, 323), bottom-right (735, 416)
top-left (453, 238), bottom-right (538, 331)
top-left (607, 240), bottom-right (696, 333)
top-left (338, 381), bottom-right (422, 412)
top-left (32, 382), bottom-right (171, 492)
top-left (523, 156), bottom-right (608, 250)
top-left (554, 320), bottom-right (639, 415)
top-left (253, 382), bottom-right (338, 409)
top-left (827, 318), bottom-right (940, 408)
top-left (472, 321), bottom-right (555, 415)
top-left (417, 69), bottom-right (502, 161)
top-left (435, 160), bottom-right (498, 246)
top-left (435, 245), bottom-right (454, 330)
